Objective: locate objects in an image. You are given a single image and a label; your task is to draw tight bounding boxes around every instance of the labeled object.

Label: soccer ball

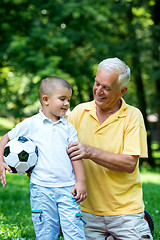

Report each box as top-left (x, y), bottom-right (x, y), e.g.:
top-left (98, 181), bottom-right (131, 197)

top-left (3, 136), bottom-right (38, 175)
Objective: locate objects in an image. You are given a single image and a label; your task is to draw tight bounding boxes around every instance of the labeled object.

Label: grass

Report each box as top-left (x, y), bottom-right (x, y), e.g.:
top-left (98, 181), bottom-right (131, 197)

top-left (0, 170), bottom-right (159, 239)
top-left (0, 117), bottom-right (160, 239)
top-left (0, 174), bottom-right (64, 240)
top-left (140, 167), bottom-right (160, 239)
top-left (0, 174), bottom-right (35, 240)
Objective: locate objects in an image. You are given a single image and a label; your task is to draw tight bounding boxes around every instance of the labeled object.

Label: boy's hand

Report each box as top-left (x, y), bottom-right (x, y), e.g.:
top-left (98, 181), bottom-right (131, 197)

top-left (72, 181), bottom-right (87, 203)
top-left (0, 162), bottom-right (12, 187)
top-left (27, 170), bottom-right (32, 178)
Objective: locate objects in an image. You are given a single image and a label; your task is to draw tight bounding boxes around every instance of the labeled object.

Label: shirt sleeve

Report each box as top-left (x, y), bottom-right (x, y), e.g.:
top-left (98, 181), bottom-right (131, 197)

top-left (67, 121), bottom-right (78, 144)
top-left (123, 110), bottom-right (148, 158)
top-left (8, 118), bottom-right (30, 140)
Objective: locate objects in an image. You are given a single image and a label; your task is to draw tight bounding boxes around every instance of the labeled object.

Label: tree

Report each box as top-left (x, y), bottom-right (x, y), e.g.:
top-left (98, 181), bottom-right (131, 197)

top-left (150, 0), bottom-right (160, 147)
top-left (0, 0), bottom-right (158, 165)
top-left (125, 1), bottom-right (154, 166)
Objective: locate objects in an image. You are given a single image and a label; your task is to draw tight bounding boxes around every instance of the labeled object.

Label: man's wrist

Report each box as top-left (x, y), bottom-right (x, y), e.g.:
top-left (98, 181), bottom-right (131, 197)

top-left (85, 144), bottom-right (93, 159)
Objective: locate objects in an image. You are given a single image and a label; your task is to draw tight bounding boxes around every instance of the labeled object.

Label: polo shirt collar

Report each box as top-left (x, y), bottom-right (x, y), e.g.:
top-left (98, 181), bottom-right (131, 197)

top-left (39, 109), bottom-right (66, 125)
top-left (85, 98), bottom-right (128, 117)
top-left (116, 98), bottom-right (128, 118)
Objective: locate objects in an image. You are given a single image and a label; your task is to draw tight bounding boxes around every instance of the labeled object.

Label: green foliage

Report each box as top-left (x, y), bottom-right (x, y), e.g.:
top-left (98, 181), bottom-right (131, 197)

top-left (0, 117), bottom-right (15, 138)
top-left (0, 0), bottom-right (159, 164)
top-left (0, 0), bottom-right (158, 116)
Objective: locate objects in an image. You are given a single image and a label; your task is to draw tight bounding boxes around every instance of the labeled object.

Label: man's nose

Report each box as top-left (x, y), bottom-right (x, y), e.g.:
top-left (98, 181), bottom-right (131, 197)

top-left (96, 85), bottom-right (103, 94)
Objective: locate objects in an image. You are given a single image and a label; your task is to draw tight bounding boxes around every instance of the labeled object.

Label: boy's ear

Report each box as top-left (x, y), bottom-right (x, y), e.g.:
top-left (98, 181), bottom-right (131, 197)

top-left (42, 95), bottom-right (49, 106)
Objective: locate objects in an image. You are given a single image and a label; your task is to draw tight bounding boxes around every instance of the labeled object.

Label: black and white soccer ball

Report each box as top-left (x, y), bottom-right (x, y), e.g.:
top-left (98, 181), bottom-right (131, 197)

top-left (3, 136), bottom-right (38, 175)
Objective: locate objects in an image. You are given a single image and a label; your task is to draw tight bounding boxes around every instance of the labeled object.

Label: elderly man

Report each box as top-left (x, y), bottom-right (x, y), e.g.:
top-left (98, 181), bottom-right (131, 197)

top-left (67, 57), bottom-right (153, 240)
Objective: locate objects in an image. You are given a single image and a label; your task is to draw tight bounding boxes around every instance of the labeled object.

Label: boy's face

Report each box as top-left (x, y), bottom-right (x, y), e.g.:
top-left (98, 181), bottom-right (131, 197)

top-left (42, 85), bottom-right (72, 122)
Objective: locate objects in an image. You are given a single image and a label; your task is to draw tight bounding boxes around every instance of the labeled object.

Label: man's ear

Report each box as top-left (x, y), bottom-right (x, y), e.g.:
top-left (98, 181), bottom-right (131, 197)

top-left (120, 86), bottom-right (128, 97)
top-left (42, 95), bottom-right (49, 106)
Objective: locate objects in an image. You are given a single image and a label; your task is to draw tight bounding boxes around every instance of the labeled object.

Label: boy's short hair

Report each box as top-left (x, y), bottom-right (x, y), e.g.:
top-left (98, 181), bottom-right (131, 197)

top-left (39, 76), bottom-right (71, 105)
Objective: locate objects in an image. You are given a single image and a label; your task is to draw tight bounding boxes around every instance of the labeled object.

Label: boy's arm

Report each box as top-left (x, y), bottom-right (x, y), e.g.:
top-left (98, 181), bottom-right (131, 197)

top-left (0, 133), bottom-right (12, 187)
top-left (71, 159), bottom-right (87, 203)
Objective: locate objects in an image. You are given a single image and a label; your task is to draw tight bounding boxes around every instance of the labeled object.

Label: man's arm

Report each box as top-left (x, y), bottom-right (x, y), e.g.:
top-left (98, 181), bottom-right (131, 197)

top-left (71, 159), bottom-right (87, 202)
top-left (68, 142), bottom-right (138, 173)
top-left (0, 133), bottom-right (12, 187)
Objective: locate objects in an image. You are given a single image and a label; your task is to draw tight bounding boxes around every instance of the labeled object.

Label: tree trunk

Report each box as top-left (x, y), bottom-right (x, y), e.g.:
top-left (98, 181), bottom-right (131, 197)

top-left (151, 0), bottom-right (160, 148)
top-left (127, 2), bottom-right (154, 166)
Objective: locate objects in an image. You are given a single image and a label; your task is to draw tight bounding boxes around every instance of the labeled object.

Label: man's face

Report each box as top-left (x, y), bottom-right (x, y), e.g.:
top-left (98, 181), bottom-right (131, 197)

top-left (93, 67), bottom-right (125, 112)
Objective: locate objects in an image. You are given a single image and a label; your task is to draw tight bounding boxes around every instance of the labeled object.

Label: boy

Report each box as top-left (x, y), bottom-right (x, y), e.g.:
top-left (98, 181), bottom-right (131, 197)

top-left (0, 76), bottom-right (87, 240)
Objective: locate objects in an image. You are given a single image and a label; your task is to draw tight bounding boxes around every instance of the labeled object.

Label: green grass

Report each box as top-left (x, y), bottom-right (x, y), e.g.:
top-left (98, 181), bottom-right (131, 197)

top-left (0, 170), bottom-right (159, 239)
top-left (140, 168), bottom-right (160, 239)
top-left (0, 173), bottom-right (64, 240)
top-left (0, 174), bottom-right (35, 240)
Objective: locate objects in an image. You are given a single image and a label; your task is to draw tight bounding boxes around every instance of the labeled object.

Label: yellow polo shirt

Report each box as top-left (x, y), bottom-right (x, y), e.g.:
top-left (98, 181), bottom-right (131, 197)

top-left (68, 98), bottom-right (148, 216)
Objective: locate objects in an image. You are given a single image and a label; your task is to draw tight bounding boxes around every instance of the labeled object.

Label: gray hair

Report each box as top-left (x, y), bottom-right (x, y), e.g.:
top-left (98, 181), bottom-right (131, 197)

top-left (97, 57), bottom-right (130, 87)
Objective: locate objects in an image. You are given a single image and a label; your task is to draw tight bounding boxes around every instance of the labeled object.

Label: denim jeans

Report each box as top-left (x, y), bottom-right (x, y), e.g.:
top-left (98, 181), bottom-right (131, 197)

top-left (30, 183), bottom-right (86, 240)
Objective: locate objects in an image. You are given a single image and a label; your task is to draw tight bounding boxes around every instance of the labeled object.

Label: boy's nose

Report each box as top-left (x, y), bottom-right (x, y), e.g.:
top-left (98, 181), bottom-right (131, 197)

top-left (64, 101), bottom-right (69, 106)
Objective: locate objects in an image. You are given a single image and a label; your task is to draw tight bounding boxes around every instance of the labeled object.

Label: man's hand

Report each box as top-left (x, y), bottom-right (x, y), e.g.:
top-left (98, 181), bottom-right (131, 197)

top-left (0, 162), bottom-right (12, 187)
top-left (67, 142), bottom-right (89, 161)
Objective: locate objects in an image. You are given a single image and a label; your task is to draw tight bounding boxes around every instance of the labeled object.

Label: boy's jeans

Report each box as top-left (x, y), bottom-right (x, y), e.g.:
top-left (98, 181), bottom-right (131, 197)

top-left (30, 183), bottom-right (86, 240)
